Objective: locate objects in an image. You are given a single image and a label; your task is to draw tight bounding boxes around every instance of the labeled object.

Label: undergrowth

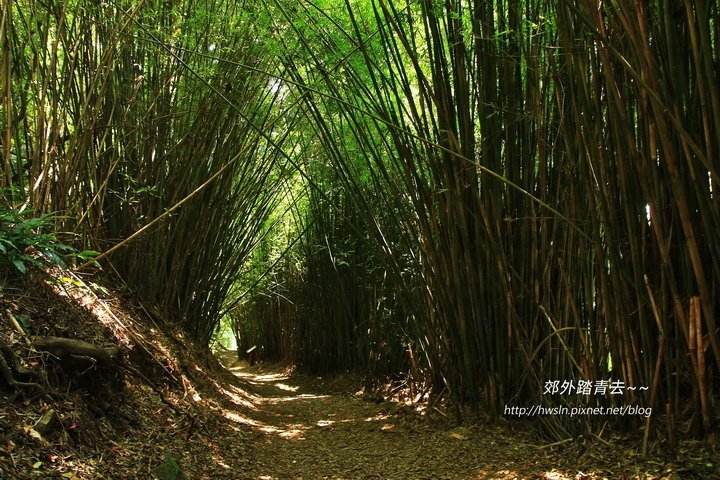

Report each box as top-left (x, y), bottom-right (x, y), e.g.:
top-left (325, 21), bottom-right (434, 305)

top-left (0, 188), bottom-right (96, 274)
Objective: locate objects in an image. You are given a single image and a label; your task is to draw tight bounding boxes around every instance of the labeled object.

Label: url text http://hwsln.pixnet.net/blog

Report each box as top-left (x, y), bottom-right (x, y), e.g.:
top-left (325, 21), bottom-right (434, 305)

top-left (504, 378), bottom-right (652, 418)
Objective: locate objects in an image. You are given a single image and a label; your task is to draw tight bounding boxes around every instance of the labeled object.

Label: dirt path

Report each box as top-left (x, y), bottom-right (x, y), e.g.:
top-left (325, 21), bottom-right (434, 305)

top-left (221, 362), bottom-right (561, 480)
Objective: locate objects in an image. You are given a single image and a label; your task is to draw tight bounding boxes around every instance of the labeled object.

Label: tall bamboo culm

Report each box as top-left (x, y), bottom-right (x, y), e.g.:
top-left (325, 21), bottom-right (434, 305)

top-left (257, 0), bottom-right (719, 444)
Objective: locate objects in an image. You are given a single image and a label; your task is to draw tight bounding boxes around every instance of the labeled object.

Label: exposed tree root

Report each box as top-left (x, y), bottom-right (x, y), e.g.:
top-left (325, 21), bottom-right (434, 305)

top-left (31, 336), bottom-right (120, 367)
top-left (2, 332), bottom-right (197, 436)
top-left (0, 339), bottom-right (51, 401)
top-left (1, 335), bottom-right (120, 402)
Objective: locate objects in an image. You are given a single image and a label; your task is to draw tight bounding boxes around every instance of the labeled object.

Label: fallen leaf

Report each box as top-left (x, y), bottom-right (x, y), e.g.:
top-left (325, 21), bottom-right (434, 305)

top-left (27, 428), bottom-right (45, 441)
top-left (33, 461), bottom-right (43, 469)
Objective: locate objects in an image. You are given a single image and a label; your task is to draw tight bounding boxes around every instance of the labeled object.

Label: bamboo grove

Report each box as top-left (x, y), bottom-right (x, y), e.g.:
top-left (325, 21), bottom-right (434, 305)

top-left (1, 0), bottom-right (296, 343)
top-left (2, 0), bottom-right (719, 446)
top-left (240, 0), bottom-right (720, 444)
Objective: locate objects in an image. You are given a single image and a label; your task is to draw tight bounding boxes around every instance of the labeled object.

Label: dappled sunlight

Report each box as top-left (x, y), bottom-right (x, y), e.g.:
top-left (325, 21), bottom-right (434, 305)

top-left (213, 364), bottom-right (614, 479)
top-left (541, 471), bottom-right (573, 480)
top-left (205, 375), bottom-right (260, 410)
top-left (45, 271), bottom-right (138, 349)
top-left (278, 429), bottom-right (305, 439)
top-left (364, 413), bottom-right (391, 422)
top-left (224, 411), bottom-right (261, 427)
top-left (217, 367), bottom-right (329, 440)
top-left (200, 439), bottom-right (247, 476)
top-left (475, 470), bottom-right (520, 479)
top-left (213, 364), bottom-right (382, 444)
top-left (255, 423), bottom-right (306, 439)
top-left (261, 393), bottom-right (329, 405)
top-left (218, 385), bottom-right (257, 409)
top-left (316, 417), bottom-right (357, 425)
top-left (222, 407), bottom-right (311, 440)
top-left (473, 468), bottom-right (585, 479)
top-left (232, 371), bottom-right (289, 382)
top-left (275, 382), bottom-right (299, 392)
top-left (259, 425), bottom-right (282, 435)
top-left (212, 456), bottom-right (231, 469)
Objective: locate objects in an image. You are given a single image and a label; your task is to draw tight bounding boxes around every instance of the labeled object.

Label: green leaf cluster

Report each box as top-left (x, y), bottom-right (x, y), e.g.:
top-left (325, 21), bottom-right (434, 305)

top-left (0, 190), bottom-right (95, 273)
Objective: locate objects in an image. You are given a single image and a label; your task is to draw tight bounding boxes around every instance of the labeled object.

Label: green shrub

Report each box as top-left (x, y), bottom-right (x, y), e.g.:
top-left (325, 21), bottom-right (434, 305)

top-left (0, 190), bottom-right (83, 273)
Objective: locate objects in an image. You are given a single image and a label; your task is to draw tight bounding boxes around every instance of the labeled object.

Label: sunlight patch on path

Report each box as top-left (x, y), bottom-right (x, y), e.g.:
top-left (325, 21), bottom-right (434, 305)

top-left (260, 394), bottom-right (329, 405)
top-left (275, 382), bottom-right (299, 392)
top-left (231, 370), bottom-right (289, 382)
top-left (224, 411), bottom-right (261, 427)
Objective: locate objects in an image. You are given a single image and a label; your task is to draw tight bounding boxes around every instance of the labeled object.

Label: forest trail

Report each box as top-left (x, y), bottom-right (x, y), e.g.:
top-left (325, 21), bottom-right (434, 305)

top-left (218, 357), bottom-right (567, 480)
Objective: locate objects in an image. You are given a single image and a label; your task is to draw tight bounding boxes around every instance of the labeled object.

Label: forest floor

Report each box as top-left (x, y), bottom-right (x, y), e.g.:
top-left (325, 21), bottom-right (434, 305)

top-left (219, 358), bottom-right (598, 479)
top-left (1, 270), bottom-right (717, 479)
top-left (213, 356), bottom-right (709, 480)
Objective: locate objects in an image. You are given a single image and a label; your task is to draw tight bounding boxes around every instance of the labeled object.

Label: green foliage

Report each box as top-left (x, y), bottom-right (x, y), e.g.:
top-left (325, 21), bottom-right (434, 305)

top-left (152, 455), bottom-right (187, 480)
top-left (0, 193), bottom-right (76, 274)
top-left (210, 315), bottom-right (237, 352)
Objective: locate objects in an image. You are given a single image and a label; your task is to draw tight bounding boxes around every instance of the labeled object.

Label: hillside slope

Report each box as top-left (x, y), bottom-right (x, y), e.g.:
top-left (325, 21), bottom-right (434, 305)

top-left (0, 268), bottom-right (260, 479)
